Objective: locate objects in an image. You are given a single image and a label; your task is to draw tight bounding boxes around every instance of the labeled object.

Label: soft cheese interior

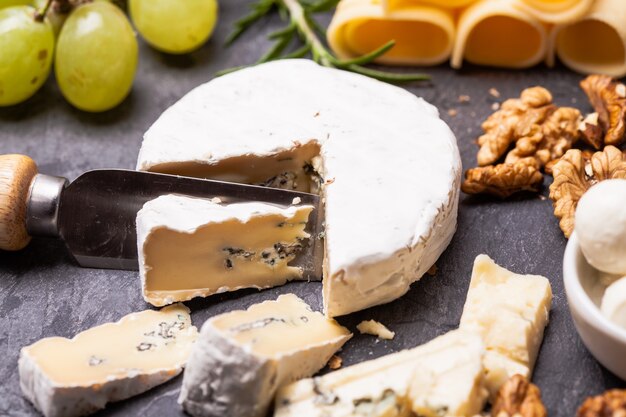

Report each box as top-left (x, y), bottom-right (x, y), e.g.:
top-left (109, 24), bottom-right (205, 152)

top-left (179, 294), bottom-right (352, 417)
top-left (19, 304), bottom-right (198, 417)
top-left (459, 254), bottom-right (553, 398)
top-left (137, 195), bottom-right (313, 306)
top-left (136, 59), bottom-right (461, 317)
top-left (146, 141), bottom-right (323, 193)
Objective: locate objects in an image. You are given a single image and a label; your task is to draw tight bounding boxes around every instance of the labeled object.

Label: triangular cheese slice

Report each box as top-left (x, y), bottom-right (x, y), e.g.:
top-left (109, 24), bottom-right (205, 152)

top-left (179, 294), bottom-right (351, 417)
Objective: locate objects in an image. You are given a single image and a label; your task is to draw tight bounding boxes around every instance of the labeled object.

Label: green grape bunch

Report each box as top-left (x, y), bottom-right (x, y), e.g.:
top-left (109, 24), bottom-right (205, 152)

top-left (0, 0), bottom-right (219, 111)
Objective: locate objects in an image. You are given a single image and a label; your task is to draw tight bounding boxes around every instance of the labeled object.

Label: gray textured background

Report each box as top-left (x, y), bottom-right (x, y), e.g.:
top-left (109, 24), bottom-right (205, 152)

top-left (1, 1), bottom-right (624, 416)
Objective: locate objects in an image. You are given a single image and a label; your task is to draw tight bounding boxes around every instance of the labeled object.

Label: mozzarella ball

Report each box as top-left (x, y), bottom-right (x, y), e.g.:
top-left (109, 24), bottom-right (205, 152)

top-left (575, 179), bottom-right (626, 275)
top-left (601, 276), bottom-right (626, 330)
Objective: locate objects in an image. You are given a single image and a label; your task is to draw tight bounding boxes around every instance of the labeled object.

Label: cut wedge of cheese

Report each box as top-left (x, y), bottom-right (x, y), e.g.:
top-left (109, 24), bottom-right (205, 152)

top-left (328, 0), bottom-right (456, 66)
top-left (452, 0), bottom-right (548, 69)
top-left (136, 59), bottom-right (461, 317)
top-left (274, 330), bottom-right (488, 417)
top-left (549, 0), bottom-right (626, 77)
top-left (19, 304), bottom-right (198, 417)
top-left (385, 0), bottom-right (478, 12)
top-left (516, 0), bottom-right (595, 24)
top-left (459, 255), bottom-right (552, 398)
top-left (137, 194), bottom-right (313, 306)
top-left (178, 294), bottom-right (351, 417)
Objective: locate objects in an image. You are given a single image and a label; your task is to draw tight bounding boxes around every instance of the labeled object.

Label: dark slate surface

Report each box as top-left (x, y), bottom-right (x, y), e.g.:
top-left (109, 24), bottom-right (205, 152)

top-left (1, 1), bottom-right (624, 416)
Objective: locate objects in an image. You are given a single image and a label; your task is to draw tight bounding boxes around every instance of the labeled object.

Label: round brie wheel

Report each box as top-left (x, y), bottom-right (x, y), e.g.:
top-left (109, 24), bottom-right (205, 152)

top-left (575, 179), bottom-right (626, 276)
top-left (137, 60), bottom-right (461, 317)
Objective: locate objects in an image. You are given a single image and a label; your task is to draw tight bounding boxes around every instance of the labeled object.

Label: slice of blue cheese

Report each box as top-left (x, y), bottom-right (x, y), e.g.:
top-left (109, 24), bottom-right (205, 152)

top-left (274, 329), bottom-right (488, 417)
top-left (178, 294), bottom-right (352, 417)
top-left (136, 194), bottom-right (314, 306)
top-left (459, 254), bottom-right (553, 398)
top-left (19, 304), bottom-right (198, 417)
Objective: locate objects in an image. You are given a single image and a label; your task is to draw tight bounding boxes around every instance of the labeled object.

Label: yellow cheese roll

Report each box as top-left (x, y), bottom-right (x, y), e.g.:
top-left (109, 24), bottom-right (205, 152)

top-left (328, 0), bottom-right (456, 66)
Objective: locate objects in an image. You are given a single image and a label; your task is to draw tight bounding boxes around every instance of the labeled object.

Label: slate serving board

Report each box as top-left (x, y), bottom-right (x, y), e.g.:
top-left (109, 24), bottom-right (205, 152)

top-left (1, 1), bottom-right (624, 416)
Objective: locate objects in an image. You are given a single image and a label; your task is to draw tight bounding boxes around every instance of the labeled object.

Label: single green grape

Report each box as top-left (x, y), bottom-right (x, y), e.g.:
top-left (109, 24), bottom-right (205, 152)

top-left (129, 0), bottom-right (218, 54)
top-left (0, 6), bottom-right (54, 106)
top-left (55, 1), bottom-right (138, 112)
top-left (0, 0), bottom-right (31, 9)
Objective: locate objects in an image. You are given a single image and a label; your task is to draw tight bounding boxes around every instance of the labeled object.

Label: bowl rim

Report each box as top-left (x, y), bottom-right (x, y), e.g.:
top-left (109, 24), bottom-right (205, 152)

top-left (563, 233), bottom-right (626, 344)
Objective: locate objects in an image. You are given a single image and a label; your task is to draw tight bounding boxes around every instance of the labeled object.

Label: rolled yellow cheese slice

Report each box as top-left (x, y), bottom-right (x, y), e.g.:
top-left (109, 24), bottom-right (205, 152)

top-left (452, 0), bottom-right (548, 69)
top-left (385, 0), bottom-right (478, 12)
top-left (549, 0), bottom-right (626, 77)
top-left (327, 0), bottom-right (456, 66)
top-left (516, 0), bottom-right (595, 24)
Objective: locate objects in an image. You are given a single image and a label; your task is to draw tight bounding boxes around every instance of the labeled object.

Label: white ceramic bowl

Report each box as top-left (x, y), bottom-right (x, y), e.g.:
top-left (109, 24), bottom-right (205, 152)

top-left (563, 233), bottom-right (626, 380)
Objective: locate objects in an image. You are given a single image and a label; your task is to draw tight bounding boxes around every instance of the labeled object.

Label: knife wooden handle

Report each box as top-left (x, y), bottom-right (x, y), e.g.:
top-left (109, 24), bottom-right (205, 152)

top-left (0, 155), bottom-right (38, 250)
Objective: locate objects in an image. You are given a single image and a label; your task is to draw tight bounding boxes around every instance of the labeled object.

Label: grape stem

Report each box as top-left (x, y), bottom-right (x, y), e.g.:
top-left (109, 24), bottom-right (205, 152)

top-left (34, 0), bottom-right (53, 22)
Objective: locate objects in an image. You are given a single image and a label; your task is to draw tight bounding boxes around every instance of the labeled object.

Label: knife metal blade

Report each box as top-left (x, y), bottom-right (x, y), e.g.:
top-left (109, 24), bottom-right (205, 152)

top-left (26, 169), bottom-right (323, 278)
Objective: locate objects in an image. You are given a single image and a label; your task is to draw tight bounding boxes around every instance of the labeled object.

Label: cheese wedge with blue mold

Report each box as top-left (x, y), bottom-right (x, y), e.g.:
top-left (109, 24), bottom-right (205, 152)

top-left (136, 59), bottom-right (462, 317)
top-left (274, 329), bottom-right (488, 417)
top-left (19, 304), bottom-right (197, 417)
top-left (178, 294), bottom-right (352, 417)
top-left (137, 194), bottom-right (313, 306)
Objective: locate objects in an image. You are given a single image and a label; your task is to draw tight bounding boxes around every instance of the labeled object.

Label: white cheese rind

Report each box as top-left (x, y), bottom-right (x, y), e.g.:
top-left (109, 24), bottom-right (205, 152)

top-left (137, 194), bottom-right (313, 306)
top-left (459, 254), bottom-right (552, 398)
top-left (136, 59), bottom-right (461, 317)
top-left (179, 294), bottom-right (352, 417)
top-left (19, 304), bottom-right (197, 417)
top-left (274, 329), bottom-right (487, 417)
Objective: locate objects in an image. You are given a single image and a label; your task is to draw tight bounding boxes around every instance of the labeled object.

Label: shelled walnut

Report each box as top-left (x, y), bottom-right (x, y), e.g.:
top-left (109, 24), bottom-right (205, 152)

top-left (505, 106), bottom-right (582, 168)
top-left (577, 389), bottom-right (626, 417)
top-left (462, 158), bottom-right (544, 198)
top-left (477, 86), bottom-right (556, 166)
top-left (580, 75), bottom-right (626, 149)
top-left (492, 374), bottom-right (547, 417)
top-left (465, 86), bottom-right (582, 198)
top-left (549, 146), bottom-right (626, 237)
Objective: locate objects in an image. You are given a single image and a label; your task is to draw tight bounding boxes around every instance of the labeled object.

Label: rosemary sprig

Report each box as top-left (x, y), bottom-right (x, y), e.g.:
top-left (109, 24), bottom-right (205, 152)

top-left (221, 0), bottom-right (430, 83)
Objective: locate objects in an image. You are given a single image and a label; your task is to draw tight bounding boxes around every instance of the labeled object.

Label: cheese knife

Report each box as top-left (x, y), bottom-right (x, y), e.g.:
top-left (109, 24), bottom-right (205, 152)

top-left (0, 154), bottom-right (323, 278)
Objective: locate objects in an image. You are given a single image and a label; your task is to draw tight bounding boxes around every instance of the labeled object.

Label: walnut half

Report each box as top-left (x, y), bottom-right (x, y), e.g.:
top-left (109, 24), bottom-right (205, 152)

top-left (580, 74), bottom-right (626, 148)
top-left (549, 146), bottom-right (626, 237)
top-left (462, 158), bottom-right (544, 198)
top-left (577, 389), bottom-right (626, 417)
top-left (492, 374), bottom-right (547, 417)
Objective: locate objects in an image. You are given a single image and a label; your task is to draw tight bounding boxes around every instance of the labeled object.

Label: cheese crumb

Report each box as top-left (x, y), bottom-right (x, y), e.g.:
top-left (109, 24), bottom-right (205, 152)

top-left (292, 197), bottom-right (302, 205)
top-left (357, 320), bottom-right (395, 340)
top-left (489, 87), bottom-right (501, 98)
top-left (210, 197), bottom-right (222, 204)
